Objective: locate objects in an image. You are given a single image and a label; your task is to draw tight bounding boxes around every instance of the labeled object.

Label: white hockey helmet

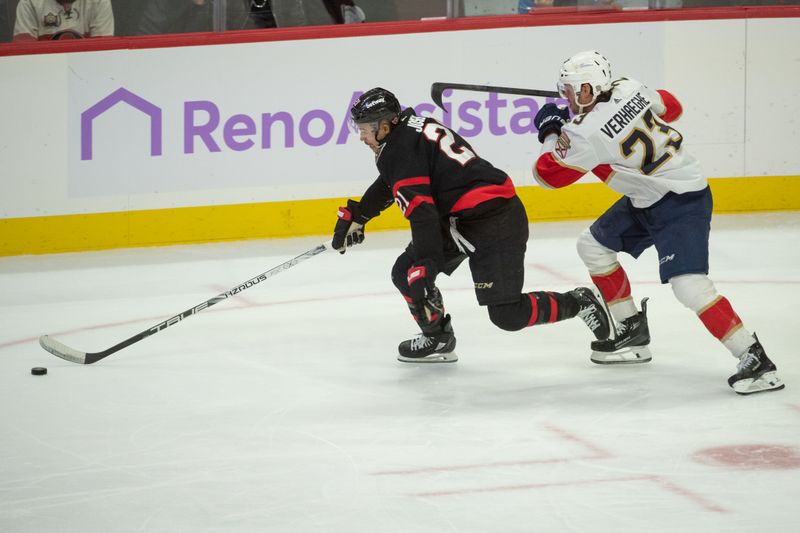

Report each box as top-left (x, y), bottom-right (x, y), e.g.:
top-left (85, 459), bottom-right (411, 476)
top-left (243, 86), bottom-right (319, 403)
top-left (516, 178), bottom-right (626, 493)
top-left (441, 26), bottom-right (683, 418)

top-left (557, 50), bottom-right (612, 106)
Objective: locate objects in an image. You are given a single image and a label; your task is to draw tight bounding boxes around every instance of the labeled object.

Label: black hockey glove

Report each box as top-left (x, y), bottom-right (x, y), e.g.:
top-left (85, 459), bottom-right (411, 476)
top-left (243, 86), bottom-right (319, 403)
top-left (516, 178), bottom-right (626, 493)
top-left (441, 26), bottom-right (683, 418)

top-left (534, 104), bottom-right (571, 143)
top-left (407, 259), bottom-right (439, 304)
top-left (332, 199), bottom-right (370, 254)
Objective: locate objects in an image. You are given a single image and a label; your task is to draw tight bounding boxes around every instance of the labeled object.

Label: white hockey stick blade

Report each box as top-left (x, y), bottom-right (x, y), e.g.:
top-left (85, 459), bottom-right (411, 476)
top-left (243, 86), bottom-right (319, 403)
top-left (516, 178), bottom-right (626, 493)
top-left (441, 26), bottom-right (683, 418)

top-left (39, 335), bottom-right (88, 364)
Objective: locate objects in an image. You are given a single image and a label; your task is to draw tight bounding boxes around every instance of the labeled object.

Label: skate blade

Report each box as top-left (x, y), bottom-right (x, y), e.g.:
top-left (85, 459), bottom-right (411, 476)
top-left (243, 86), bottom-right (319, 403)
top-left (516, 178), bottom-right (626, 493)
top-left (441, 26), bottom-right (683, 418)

top-left (732, 371), bottom-right (785, 395)
top-left (591, 345), bottom-right (652, 365)
top-left (397, 351), bottom-right (458, 364)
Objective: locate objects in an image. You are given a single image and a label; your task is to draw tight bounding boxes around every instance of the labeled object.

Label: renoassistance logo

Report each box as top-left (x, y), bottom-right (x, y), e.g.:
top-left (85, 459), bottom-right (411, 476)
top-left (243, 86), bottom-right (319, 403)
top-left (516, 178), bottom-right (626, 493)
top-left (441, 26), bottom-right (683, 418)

top-left (80, 87), bottom-right (563, 161)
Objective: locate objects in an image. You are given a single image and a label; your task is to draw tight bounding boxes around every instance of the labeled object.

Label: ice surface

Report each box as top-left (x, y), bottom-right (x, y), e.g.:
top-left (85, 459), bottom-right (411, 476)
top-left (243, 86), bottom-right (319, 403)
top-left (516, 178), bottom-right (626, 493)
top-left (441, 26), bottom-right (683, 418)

top-left (1, 213), bottom-right (799, 532)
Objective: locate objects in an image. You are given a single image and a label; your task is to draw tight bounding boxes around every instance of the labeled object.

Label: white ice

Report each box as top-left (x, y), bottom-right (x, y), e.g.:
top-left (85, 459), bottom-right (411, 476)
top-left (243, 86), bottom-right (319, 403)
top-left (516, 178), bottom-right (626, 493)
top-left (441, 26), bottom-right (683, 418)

top-left (1, 213), bottom-right (799, 532)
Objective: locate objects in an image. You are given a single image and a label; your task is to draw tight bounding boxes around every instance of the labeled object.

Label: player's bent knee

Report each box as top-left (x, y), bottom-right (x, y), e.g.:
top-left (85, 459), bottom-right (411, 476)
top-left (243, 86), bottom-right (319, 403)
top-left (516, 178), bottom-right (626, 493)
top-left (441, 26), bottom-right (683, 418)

top-left (391, 253), bottom-right (414, 293)
top-left (488, 302), bottom-right (528, 332)
top-left (670, 273), bottom-right (717, 312)
top-left (576, 228), bottom-right (617, 271)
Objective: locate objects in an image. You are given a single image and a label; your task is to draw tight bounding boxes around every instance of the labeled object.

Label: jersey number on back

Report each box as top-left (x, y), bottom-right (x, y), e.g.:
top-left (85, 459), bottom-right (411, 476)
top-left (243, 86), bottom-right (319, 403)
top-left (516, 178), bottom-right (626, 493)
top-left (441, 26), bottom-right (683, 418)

top-left (422, 123), bottom-right (477, 166)
top-left (620, 109), bottom-right (683, 175)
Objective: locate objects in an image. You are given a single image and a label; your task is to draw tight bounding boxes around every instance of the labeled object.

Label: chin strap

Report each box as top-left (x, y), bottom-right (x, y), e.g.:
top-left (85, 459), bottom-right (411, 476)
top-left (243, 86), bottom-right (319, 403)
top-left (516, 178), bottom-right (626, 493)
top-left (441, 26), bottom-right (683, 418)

top-left (576, 93), bottom-right (598, 115)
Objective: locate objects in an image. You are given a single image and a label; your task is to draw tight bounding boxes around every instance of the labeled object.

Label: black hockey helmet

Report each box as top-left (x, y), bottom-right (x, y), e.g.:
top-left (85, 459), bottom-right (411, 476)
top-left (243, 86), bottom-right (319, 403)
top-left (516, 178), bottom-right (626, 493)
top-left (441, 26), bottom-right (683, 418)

top-left (351, 88), bottom-right (401, 124)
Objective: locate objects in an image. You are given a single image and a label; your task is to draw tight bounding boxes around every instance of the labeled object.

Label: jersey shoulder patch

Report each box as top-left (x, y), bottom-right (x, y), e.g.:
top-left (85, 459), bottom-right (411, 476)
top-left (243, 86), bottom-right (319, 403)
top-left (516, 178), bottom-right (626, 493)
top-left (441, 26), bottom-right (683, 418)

top-left (555, 132), bottom-right (571, 159)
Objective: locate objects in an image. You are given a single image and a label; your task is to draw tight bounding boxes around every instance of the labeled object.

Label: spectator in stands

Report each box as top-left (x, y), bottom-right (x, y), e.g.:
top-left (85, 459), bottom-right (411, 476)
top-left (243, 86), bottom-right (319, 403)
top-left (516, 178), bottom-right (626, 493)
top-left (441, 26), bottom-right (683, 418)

top-left (109, 0), bottom-right (140, 36)
top-left (13, 0), bottom-right (114, 41)
top-left (249, 0), bottom-right (277, 29)
top-left (322, 1), bottom-right (365, 24)
top-left (137, 0), bottom-right (210, 35)
top-left (269, 0), bottom-right (364, 28)
top-left (1, 0), bottom-right (13, 42)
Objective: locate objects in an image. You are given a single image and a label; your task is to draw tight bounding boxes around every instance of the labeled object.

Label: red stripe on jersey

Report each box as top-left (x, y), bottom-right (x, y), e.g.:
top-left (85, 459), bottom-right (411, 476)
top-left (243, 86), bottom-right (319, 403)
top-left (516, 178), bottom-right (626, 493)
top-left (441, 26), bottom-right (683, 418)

top-left (450, 177), bottom-right (517, 212)
top-left (526, 293), bottom-right (539, 327)
top-left (534, 152), bottom-right (584, 189)
top-left (591, 264), bottom-right (631, 305)
top-left (547, 293), bottom-right (558, 323)
top-left (392, 176), bottom-right (431, 197)
top-left (656, 90), bottom-right (683, 123)
top-left (698, 296), bottom-right (743, 340)
top-left (403, 195), bottom-right (435, 218)
top-left (592, 164), bottom-right (615, 183)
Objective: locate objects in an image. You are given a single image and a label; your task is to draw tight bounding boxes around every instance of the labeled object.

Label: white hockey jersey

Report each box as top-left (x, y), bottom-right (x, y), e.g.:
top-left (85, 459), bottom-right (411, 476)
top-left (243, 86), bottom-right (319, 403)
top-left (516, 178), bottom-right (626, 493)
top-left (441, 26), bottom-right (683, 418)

top-left (13, 0), bottom-right (114, 41)
top-left (533, 78), bottom-right (706, 208)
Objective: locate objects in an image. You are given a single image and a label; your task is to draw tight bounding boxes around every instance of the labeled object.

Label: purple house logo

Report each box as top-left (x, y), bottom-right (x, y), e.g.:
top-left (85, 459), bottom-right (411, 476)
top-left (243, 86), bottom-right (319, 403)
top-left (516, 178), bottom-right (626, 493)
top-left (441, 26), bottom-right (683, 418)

top-left (81, 88), bottom-right (163, 161)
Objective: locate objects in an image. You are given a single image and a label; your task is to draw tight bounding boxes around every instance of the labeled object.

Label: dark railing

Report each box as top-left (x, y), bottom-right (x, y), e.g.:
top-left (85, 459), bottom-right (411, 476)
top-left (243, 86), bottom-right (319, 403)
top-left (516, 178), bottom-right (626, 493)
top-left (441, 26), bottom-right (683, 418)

top-left (0, 0), bottom-right (798, 44)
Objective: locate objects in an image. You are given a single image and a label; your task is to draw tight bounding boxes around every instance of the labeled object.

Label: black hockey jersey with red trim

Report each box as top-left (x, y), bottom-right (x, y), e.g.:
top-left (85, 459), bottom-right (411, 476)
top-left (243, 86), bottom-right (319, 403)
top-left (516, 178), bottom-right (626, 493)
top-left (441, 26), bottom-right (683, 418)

top-left (358, 108), bottom-right (516, 266)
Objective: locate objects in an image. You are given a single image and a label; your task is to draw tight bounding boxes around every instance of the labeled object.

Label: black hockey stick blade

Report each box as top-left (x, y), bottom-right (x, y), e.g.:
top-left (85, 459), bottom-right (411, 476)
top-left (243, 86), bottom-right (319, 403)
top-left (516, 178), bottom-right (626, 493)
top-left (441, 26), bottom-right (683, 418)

top-left (38, 241), bottom-right (331, 364)
top-left (431, 82), bottom-right (559, 110)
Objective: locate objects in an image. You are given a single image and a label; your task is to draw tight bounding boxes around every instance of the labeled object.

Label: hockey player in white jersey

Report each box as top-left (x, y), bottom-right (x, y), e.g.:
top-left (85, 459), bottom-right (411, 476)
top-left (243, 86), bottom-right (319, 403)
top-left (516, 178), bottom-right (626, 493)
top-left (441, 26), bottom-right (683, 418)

top-left (532, 50), bottom-right (783, 395)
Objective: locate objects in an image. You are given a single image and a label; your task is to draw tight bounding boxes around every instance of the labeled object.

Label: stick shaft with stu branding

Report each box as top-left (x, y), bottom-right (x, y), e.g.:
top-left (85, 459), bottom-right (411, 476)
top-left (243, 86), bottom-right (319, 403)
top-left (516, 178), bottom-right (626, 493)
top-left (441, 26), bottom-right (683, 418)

top-left (39, 242), bottom-right (331, 364)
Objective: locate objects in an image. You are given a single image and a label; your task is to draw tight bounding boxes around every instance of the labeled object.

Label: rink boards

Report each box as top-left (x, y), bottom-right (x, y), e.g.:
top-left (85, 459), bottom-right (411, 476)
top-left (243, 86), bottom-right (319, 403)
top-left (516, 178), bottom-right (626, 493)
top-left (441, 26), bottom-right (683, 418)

top-left (1, 9), bottom-right (799, 255)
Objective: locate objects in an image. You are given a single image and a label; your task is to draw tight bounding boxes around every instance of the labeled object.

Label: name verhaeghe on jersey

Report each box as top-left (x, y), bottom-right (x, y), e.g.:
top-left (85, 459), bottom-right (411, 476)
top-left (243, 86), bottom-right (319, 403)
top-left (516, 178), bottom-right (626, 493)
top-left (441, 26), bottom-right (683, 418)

top-left (600, 91), bottom-right (651, 139)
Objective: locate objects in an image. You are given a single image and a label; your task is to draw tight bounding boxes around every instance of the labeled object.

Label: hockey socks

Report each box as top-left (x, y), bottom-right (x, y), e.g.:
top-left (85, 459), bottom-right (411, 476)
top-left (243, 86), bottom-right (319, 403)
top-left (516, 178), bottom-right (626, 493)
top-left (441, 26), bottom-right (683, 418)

top-left (696, 295), bottom-right (757, 356)
top-left (487, 289), bottom-right (609, 340)
top-left (526, 291), bottom-right (579, 326)
top-left (590, 263), bottom-right (638, 323)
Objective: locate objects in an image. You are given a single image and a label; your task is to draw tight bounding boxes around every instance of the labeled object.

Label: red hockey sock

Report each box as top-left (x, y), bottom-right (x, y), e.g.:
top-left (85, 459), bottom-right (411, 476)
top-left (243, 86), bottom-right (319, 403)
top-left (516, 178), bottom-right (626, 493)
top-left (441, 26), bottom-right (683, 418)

top-left (590, 263), bottom-right (631, 305)
top-left (525, 291), bottom-right (580, 327)
top-left (698, 296), bottom-right (743, 340)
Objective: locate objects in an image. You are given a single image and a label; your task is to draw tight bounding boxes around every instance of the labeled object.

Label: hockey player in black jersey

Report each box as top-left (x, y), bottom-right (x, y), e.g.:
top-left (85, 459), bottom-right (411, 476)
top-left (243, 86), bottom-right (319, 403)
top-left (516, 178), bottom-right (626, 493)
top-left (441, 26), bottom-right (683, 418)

top-left (332, 87), bottom-right (612, 362)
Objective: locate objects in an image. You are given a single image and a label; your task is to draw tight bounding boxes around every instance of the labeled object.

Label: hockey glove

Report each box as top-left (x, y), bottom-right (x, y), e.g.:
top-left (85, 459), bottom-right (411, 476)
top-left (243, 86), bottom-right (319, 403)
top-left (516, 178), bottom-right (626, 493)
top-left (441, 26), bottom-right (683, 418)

top-left (332, 199), bottom-right (370, 254)
top-left (534, 104), bottom-right (571, 143)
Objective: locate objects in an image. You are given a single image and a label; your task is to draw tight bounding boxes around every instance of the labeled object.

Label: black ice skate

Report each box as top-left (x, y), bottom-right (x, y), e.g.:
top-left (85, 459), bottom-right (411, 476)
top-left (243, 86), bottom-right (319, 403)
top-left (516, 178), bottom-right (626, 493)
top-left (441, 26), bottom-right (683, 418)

top-left (728, 333), bottom-right (784, 395)
top-left (398, 314), bottom-right (458, 363)
top-left (590, 297), bottom-right (652, 364)
top-left (570, 287), bottom-right (612, 341)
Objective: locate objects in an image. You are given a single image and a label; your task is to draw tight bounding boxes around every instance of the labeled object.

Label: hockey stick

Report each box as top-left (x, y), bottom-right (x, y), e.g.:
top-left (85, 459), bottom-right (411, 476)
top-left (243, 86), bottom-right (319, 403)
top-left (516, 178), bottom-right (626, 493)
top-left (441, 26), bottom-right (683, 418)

top-left (431, 82), bottom-right (559, 110)
top-left (39, 241), bottom-right (332, 364)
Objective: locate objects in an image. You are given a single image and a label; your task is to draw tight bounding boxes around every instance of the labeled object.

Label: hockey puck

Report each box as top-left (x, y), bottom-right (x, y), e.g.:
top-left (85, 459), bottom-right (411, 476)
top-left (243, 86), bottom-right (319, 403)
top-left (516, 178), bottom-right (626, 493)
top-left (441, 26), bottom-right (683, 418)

top-left (31, 367), bottom-right (47, 376)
